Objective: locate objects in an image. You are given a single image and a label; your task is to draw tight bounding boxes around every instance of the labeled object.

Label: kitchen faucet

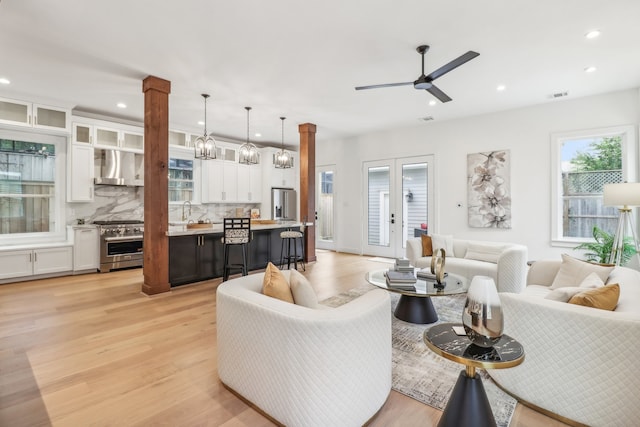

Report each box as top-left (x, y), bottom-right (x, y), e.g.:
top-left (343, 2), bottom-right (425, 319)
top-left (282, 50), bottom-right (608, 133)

top-left (182, 201), bottom-right (192, 221)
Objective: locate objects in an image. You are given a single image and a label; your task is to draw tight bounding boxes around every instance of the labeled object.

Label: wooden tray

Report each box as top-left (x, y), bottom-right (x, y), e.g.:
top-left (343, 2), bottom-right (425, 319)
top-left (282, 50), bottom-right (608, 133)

top-left (186, 223), bottom-right (214, 229)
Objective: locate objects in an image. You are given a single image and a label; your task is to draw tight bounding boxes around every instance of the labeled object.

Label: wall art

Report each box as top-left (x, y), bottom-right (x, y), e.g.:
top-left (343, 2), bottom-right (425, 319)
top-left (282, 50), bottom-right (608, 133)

top-left (467, 150), bottom-right (511, 228)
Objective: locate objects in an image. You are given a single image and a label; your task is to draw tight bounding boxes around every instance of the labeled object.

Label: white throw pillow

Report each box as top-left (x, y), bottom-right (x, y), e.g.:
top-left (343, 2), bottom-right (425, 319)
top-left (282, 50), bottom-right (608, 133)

top-left (550, 254), bottom-right (614, 290)
top-left (464, 243), bottom-right (507, 264)
top-left (545, 286), bottom-right (584, 302)
top-left (431, 234), bottom-right (454, 257)
top-left (289, 269), bottom-right (318, 308)
top-left (579, 272), bottom-right (605, 289)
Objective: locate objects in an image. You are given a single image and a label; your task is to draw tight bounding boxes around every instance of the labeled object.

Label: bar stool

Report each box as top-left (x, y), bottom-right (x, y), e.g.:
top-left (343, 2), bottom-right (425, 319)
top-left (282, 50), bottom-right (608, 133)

top-left (223, 218), bottom-right (251, 281)
top-left (280, 224), bottom-right (305, 271)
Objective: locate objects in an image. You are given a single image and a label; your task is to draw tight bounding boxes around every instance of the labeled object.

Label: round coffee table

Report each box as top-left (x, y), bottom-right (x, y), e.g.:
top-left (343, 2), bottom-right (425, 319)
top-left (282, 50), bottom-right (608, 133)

top-left (365, 269), bottom-right (466, 324)
top-left (424, 323), bottom-right (525, 427)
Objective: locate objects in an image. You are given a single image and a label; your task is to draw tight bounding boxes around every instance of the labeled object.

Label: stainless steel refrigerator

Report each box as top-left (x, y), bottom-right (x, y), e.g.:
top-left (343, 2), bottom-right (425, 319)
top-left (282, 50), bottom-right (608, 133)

top-left (272, 187), bottom-right (296, 220)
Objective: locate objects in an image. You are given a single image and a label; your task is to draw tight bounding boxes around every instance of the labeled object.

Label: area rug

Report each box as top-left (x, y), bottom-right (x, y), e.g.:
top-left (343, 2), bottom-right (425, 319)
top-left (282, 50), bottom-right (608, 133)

top-left (366, 257), bottom-right (396, 264)
top-left (321, 285), bottom-right (517, 427)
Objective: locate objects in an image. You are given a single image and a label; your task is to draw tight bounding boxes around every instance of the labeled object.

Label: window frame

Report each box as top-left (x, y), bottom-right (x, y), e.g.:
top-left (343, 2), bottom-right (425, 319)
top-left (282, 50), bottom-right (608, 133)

top-left (551, 125), bottom-right (637, 247)
top-left (0, 129), bottom-right (67, 246)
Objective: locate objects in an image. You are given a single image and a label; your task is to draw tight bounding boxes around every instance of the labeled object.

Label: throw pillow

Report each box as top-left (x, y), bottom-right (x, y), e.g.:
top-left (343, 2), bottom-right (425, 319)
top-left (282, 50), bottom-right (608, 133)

top-left (262, 262), bottom-right (294, 303)
top-left (289, 269), bottom-right (318, 308)
top-left (431, 234), bottom-right (454, 257)
top-left (421, 234), bottom-right (433, 257)
top-left (579, 272), bottom-right (605, 289)
top-left (544, 286), bottom-right (584, 302)
top-left (550, 254), bottom-right (614, 289)
top-left (568, 284), bottom-right (620, 311)
top-left (464, 243), bottom-right (507, 264)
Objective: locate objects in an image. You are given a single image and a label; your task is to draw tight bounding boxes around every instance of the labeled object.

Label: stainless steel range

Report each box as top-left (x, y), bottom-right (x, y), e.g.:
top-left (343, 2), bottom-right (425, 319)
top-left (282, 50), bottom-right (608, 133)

top-left (94, 220), bottom-right (144, 273)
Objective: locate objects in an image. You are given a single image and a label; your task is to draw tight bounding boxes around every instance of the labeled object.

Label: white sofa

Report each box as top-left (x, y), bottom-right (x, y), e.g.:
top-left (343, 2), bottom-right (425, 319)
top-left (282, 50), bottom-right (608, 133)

top-left (488, 260), bottom-right (640, 427)
top-left (405, 237), bottom-right (528, 293)
top-left (216, 271), bottom-right (392, 427)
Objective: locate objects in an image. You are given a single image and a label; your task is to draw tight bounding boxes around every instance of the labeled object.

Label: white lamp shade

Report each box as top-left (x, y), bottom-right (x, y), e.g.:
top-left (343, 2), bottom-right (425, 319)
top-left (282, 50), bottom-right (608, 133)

top-left (603, 182), bottom-right (640, 207)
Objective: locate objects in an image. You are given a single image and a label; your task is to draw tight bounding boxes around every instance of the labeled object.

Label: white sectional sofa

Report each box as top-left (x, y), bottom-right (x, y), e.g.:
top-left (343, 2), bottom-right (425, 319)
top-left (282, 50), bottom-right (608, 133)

top-left (405, 236), bottom-right (528, 293)
top-left (216, 271), bottom-right (392, 427)
top-left (488, 259), bottom-right (640, 427)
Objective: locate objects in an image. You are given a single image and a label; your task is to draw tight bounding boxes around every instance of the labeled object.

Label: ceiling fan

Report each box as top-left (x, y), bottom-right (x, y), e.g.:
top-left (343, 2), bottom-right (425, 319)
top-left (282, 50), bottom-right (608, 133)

top-left (355, 45), bottom-right (480, 103)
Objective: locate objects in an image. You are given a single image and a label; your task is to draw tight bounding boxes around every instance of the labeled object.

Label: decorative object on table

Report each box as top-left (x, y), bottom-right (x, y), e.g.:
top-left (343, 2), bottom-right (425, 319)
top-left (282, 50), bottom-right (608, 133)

top-left (430, 247), bottom-right (447, 285)
top-left (250, 208), bottom-right (260, 219)
top-left (193, 94), bottom-right (217, 160)
top-left (462, 276), bottom-right (504, 347)
top-left (467, 150), bottom-right (511, 229)
top-left (602, 182), bottom-right (640, 265)
top-left (573, 225), bottom-right (636, 265)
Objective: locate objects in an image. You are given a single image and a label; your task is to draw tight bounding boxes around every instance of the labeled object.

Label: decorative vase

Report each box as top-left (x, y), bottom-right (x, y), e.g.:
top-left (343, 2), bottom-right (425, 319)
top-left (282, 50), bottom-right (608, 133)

top-left (462, 276), bottom-right (504, 347)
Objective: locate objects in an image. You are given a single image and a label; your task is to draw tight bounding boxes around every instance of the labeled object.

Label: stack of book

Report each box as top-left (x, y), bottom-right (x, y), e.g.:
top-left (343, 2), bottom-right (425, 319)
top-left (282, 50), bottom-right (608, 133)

top-left (394, 258), bottom-right (414, 273)
top-left (385, 260), bottom-right (417, 290)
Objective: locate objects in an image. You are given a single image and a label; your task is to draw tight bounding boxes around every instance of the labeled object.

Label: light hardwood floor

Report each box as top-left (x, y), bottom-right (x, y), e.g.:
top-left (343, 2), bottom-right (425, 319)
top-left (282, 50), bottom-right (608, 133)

top-left (0, 250), bottom-right (568, 426)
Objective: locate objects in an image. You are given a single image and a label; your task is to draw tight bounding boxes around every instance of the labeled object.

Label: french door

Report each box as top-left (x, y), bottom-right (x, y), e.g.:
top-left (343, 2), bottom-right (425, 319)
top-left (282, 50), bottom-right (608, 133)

top-left (316, 165), bottom-right (336, 250)
top-left (362, 155), bottom-right (434, 258)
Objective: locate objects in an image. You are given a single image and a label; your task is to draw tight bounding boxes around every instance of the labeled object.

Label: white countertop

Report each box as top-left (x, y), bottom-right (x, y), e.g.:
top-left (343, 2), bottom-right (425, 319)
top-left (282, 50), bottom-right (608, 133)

top-left (166, 221), bottom-right (309, 237)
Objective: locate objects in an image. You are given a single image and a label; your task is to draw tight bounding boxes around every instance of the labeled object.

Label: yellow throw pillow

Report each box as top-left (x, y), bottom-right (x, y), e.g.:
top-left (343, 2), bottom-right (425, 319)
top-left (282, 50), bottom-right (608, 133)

top-left (262, 262), bottom-right (294, 303)
top-left (568, 283), bottom-right (620, 311)
top-left (421, 234), bottom-right (433, 257)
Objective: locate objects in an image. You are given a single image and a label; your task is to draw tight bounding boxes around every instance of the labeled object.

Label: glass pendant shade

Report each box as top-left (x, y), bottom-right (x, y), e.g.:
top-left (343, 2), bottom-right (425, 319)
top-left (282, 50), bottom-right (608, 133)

top-left (239, 106), bottom-right (259, 165)
top-left (194, 94), bottom-right (217, 160)
top-left (462, 276), bottom-right (504, 347)
top-left (275, 116), bottom-right (293, 169)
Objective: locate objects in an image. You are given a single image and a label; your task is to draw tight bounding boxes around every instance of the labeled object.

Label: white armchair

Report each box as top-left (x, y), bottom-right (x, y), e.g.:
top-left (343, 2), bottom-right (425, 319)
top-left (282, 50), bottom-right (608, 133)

top-left (216, 271), bottom-right (392, 427)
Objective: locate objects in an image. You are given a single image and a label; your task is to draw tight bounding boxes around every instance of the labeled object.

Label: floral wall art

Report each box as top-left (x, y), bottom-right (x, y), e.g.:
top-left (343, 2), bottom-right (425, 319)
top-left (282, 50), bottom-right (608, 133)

top-left (467, 150), bottom-right (511, 228)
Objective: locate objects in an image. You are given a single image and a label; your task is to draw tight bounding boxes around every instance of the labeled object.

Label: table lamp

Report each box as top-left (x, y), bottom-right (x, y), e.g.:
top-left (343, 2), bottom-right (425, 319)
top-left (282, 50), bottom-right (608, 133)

top-left (603, 182), bottom-right (640, 265)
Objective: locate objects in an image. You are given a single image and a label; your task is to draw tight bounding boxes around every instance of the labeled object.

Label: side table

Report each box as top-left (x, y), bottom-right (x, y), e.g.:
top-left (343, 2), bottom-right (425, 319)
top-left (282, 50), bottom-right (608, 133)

top-left (423, 323), bottom-right (524, 427)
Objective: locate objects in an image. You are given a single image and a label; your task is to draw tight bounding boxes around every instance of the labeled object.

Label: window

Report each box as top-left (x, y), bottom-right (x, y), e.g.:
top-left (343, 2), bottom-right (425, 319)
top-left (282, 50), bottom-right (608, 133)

top-left (551, 125), bottom-right (636, 245)
top-left (0, 130), bottom-right (66, 244)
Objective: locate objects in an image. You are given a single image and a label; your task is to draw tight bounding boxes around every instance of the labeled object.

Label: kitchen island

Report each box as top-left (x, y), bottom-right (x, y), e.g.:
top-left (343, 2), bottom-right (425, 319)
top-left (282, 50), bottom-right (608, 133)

top-left (167, 222), bottom-right (305, 286)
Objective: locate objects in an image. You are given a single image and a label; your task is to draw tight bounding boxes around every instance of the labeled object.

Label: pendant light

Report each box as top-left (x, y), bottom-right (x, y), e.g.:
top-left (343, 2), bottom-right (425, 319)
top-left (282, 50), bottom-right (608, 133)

top-left (274, 116), bottom-right (293, 169)
top-left (239, 106), bottom-right (259, 165)
top-left (193, 94), bottom-right (217, 160)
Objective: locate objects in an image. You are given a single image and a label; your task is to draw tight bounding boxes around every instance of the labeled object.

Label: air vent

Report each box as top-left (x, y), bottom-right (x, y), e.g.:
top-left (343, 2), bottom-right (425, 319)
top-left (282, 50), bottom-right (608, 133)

top-left (421, 116), bottom-right (434, 121)
top-left (550, 91), bottom-right (569, 99)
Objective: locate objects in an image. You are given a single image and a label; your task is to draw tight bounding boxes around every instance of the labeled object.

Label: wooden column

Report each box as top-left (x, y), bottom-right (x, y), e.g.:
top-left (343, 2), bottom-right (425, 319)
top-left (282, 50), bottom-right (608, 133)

top-left (142, 76), bottom-right (171, 295)
top-left (299, 123), bottom-right (317, 263)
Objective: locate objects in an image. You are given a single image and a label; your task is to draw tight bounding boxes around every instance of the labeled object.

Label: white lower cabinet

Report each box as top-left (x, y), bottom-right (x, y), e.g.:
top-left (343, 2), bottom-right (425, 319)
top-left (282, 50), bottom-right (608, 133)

top-left (73, 227), bottom-right (99, 271)
top-left (0, 246), bottom-right (73, 280)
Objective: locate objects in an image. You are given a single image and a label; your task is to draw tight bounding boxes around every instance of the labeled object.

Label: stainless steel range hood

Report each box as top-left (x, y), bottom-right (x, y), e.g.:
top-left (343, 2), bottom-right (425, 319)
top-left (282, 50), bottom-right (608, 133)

top-left (95, 149), bottom-right (144, 186)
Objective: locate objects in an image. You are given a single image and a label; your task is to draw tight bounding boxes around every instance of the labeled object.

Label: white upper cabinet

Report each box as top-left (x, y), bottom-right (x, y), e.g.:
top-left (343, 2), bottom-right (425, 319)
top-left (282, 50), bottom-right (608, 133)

top-left (73, 123), bottom-right (93, 144)
top-left (67, 144), bottom-right (94, 202)
top-left (237, 163), bottom-right (263, 203)
top-left (0, 97), bottom-right (70, 132)
top-left (72, 118), bottom-right (144, 152)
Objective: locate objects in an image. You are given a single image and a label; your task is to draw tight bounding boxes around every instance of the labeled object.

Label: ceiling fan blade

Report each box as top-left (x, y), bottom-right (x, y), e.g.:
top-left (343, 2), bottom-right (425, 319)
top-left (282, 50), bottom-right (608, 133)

top-left (425, 51), bottom-right (480, 81)
top-left (355, 82), bottom-right (413, 90)
top-left (426, 84), bottom-right (452, 103)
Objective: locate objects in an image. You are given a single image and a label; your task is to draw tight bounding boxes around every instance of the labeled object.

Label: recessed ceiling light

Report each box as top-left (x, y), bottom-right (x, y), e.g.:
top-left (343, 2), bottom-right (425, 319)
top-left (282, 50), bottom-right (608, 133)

top-left (496, 85), bottom-right (506, 92)
top-left (0, 77), bottom-right (10, 85)
top-left (254, 133), bottom-right (262, 138)
top-left (584, 66), bottom-right (597, 73)
top-left (197, 120), bottom-right (205, 126)
top-left (585, 30), bottom-right (601, 39)
top-left (428, 100), bottom-right (437, 106)
top-left (116, 102), bottom-right (127, 108)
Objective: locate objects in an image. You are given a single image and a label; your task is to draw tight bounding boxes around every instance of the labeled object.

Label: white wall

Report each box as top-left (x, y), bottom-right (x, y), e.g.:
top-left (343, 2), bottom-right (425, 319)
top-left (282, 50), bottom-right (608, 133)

top-left (317, 89), bottom-right (640, 260)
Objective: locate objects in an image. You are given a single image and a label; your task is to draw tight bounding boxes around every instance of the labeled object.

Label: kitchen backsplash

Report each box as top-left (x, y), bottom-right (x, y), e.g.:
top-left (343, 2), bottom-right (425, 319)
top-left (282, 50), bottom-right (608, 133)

top-left (66, 186), bottom-right (259, 224)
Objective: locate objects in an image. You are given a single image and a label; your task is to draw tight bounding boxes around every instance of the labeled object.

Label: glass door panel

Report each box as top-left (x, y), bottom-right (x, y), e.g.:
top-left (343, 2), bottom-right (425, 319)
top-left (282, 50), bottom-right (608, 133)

top-left (317, 166), bottom-right (335, 250)
top-left (400, 161), bottom-right (428, 250)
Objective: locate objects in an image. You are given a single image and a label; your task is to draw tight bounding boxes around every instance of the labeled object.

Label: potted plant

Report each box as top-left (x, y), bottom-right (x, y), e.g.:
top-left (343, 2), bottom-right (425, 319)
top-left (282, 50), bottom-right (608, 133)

top-left (574, 226), bottom-right (637, 265)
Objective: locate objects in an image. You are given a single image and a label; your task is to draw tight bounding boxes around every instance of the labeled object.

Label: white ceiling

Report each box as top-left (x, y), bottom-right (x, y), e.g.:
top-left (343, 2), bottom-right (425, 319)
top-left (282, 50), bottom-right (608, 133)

top-left (1, 0), bottom-right (639, 148)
